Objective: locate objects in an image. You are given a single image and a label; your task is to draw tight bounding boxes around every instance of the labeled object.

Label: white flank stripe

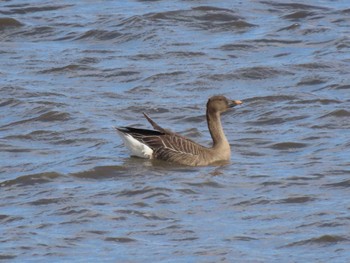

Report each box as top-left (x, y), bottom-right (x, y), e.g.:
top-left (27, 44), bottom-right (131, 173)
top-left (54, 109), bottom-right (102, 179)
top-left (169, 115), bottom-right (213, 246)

top-left (117, 131), bottom-right (153, 159)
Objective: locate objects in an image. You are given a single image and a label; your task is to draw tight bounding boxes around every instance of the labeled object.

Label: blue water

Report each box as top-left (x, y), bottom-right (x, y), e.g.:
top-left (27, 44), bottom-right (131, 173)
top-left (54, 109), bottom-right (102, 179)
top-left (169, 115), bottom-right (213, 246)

top-left (1, 0), bottom-right (350, 262)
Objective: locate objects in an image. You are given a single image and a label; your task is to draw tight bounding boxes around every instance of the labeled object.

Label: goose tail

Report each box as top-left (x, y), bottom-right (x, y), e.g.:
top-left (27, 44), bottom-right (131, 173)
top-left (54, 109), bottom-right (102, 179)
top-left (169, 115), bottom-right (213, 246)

top-left (116, 127), bottom-right (153, 159)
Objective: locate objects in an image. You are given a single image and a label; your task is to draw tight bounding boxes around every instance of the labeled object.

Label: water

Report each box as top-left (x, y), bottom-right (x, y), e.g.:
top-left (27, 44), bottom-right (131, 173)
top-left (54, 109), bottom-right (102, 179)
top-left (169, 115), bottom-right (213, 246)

top-left (1, 0), bottom-right (350, 261)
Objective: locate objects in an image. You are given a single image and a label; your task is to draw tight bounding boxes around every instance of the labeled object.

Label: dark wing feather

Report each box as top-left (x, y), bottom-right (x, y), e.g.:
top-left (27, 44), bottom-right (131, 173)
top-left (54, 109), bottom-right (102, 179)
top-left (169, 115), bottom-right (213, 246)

top-left (117, 126), bottom-right (163, 136)
top-left (143, 113), bottom-right (175, 135)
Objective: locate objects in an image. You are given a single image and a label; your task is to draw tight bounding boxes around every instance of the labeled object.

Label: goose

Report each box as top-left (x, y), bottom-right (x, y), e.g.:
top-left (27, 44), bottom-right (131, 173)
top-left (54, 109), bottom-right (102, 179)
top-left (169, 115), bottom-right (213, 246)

top-left (116, 95), bottom-right (242, 166)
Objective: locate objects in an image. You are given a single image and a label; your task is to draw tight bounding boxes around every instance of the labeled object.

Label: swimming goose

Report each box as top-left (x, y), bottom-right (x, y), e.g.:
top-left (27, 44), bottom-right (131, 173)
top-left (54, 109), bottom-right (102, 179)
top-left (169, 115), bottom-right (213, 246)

top-left (116, 95), bottom-right (242, 166)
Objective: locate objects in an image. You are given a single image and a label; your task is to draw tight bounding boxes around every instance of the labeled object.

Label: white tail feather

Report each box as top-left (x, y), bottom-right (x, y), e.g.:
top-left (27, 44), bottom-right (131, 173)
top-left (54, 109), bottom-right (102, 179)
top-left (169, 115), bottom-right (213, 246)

top-left (117, 130), bottom-right (153, 159)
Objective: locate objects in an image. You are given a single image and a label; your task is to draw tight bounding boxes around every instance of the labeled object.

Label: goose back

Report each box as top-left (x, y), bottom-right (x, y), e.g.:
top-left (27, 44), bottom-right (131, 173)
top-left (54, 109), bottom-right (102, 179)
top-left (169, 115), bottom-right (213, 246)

top-left (117, 126), bottom-right (208, 166)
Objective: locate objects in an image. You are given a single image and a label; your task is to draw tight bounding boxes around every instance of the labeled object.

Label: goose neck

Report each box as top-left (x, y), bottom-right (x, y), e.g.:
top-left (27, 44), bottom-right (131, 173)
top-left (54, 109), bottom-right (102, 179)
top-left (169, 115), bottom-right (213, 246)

top-left (206, 109), bottom-right (229, 148)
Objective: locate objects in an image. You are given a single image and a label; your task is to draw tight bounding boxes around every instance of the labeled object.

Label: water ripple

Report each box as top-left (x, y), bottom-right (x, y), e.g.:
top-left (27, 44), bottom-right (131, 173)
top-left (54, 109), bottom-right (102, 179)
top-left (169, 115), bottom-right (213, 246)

top-left (1, 0), bottom-right (350, 261)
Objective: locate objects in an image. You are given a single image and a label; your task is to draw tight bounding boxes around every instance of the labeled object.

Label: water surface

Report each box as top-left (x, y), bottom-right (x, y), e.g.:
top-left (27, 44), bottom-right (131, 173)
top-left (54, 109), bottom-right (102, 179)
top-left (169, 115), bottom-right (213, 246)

top-left (1, 0), bottom-right (350, 262)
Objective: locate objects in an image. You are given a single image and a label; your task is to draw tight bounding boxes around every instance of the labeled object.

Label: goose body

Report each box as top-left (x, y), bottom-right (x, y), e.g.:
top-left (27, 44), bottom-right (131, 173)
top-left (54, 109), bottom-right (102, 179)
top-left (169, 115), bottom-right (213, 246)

top-left (116, 96), bottom-right (242, 166)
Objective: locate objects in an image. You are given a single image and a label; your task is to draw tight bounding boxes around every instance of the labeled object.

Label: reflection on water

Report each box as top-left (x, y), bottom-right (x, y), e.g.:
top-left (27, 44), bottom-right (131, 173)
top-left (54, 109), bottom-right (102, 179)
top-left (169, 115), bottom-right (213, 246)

top-left (1, 0), bottom-right (350, 261)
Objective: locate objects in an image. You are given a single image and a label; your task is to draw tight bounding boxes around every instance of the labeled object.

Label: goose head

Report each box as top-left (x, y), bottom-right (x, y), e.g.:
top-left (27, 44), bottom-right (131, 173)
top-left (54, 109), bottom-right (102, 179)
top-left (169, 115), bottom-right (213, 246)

top-left (207, 95), bottom-right (242, 114)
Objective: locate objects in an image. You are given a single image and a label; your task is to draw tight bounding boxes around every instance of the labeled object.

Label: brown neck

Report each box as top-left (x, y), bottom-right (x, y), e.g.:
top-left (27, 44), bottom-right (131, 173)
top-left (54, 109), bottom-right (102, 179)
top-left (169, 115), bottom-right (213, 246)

top-left (206, 108), bottom-right (229, 149)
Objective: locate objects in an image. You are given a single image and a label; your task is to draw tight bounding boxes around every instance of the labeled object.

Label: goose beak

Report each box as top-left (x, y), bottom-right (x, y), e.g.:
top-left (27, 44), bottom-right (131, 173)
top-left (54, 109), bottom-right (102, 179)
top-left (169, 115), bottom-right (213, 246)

top-left (229, 100), bottom-right (243, 108)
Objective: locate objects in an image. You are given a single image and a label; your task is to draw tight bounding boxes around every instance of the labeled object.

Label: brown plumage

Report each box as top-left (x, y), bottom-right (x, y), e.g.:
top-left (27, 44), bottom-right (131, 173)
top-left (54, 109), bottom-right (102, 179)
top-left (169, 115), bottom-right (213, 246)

top-left (116, 95), bottom-right (242, 166)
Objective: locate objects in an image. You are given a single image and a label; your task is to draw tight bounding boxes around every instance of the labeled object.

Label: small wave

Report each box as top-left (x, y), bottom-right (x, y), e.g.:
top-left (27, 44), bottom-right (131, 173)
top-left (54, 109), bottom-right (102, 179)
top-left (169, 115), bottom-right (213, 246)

top-left (277, 196), bottom-right (314, 204)
top-left (225, 236), bottom-right (258, 242)
top-left (29, 198), bottom-right (63, 206)
top-left (148, 6), bottom-right (239, 23)
top-left (86, 230), bottom-right (108, 235)
top-left (196, 13), bottom-right (245, 25)
top-left (4, 130), bottom-right (62, 142)
top-left (277, 23), bottom-right (300, 32)
top-left (36, 111), bottom-right (70, 121)
top-left (0, 98), bottom-right (21, 107)
top-left (0, 111), bottom-right (70, 129)
top-left (294, 98), bottom-right (340, 105)
top-left (121, 6), bottom-right (255, 33)
top-left (283, 11), bottom-right (317, 20)
top-left (171, 236), bottom-right (198, 242)
top-left (19, 26), bottom-right (55, 38)
top-left (39, 64), bottom-right (94, 74)
top-left (246, 95), bottom-right (299, 103)
top-left (0, 17), bottom-right (23, 28)
top-left (191, 6), bottom-right (257, 30)
top-left (260, 2), bottom-right (330, 11)
top-left (105, 237), bottom-right (136, 243)
top-left (294, 62), bottom-right (332, 69)
top-left (0, 255), bottom-right (16, 260)
top-left (301, 27), bottom-right (330, 36)
top-left (126, 105), bottom-right (169, 114)
top-left (234, 197), bottom-right (271, 206)
top-left (144, 71), bottom-right (186, 82)
top-left (129, 53), bottom-right (162, 61)
top-left (249, 117), bottom-right (286, 126)
top-left (220, 43), bottom-right (255, 51)
top-left (116, 209), bottom-right (170, 221)
top-left (104, 70), bottom-right (139, 77)
top-left (320, 109), bottom-right (350, 118)
top-left (236, 66), bottom-right (293, 80)
top-left (333, 84), bottom-right (350, 90)
top-left (177, 188), bottom-right (198, 195)
top-left (341, 8), bottom-right (350, 14)
top-left (102, 69), bottom-right (141, 82)
top-left (126, 86), bottom-right (153, 94)
top-left (206, 67), bottom-right (293, 81)
top-left (260, 181), bottom-right (284, 186)
top-left (324, 179), bottom-right (350, 188)
top-left (253, 38), bottom-right (302, 45)
top-left (70, 165), bottom-right (128, 179)
top-left (0, 172), bottom-right (60, 187)
top-left (270, 142), bottom-right (308, 150)
top-left (117, 186), bottom-right (171, 198)
top-left (283, 235), bottom-right (348, 247)
top-left (0, 4), bottom-right (72, 15)
top-left (0, 143), bottom-right (32, 153)
top-left (55, 208), bottom-right (90, 216)
top-left (0, 214), bottom-right (24, 223)
top-left (192, 6), bottom-right (237, 13)
top-left (166, 51), bottom-right (206, 57)
top-left (185, 180), bottom-right (224, 189)
top-left (297, 77), bottom-right (328, 86)
top-left (76, 29), bottom-right (123, 41)
top-left (117, 15), bottom-right (145, 28)
top-left (182, 115), bottom-right (204, 123)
